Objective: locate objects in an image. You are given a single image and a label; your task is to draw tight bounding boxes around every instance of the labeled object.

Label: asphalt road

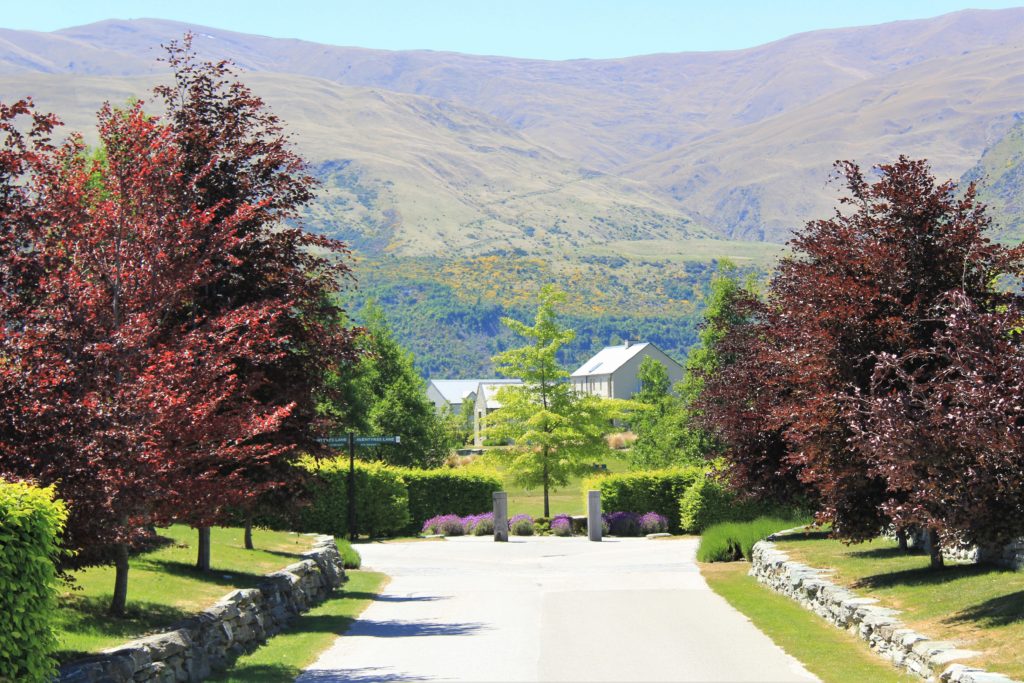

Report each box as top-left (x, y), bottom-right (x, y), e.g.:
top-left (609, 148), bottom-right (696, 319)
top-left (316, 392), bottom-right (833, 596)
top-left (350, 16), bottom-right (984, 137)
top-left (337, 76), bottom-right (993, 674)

top-left (296, 535), bottom-right (819, 683)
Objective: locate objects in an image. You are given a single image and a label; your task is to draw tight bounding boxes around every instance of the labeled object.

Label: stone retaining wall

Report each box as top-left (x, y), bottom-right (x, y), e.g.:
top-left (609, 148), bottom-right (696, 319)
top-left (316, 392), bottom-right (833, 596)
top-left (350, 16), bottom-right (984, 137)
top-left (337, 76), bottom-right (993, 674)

top-left (943, 539), bottom-right (1024, 570)
top-left (749, 539), bottom-right (1019, 683)
top-left (59, 535), bottom-right (346, 683)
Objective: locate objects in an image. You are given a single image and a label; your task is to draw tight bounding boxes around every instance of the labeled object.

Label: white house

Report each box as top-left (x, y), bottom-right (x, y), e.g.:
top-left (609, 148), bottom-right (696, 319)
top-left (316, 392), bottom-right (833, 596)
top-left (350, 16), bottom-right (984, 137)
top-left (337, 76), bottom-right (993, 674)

top-left (426, 379), bottom-right (490, 414)
top-left (473, 379), bottom-right (524, 447)
top-left (570, 341), bottom-right (683, 400)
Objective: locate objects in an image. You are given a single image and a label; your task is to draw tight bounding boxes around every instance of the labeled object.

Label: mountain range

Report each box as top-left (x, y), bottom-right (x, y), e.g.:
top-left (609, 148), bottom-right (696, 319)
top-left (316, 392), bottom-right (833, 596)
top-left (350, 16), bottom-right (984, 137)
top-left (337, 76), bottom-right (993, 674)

top-left (1, 9), bottom-right (1023, 253)
top-left (1, 10), bottom-right (1023, 375)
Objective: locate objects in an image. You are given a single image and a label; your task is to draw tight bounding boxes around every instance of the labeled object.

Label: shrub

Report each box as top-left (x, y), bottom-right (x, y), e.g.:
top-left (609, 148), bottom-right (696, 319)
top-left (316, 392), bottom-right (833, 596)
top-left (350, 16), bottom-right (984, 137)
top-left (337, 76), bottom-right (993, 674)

top-left (551, 514), bottom-right (573, 536)
top-left (509, 514), bottom-right (534, 536)
top-left (639, 512), bottom-right (669, 535)
top-left (464, 512), bottom-right (495, 536)
top-left (421, 514), bottom-right (465, 536)
top-left (0, 480), bottom-right (67, 682)
top-left (337, 539), bottom-right (362, 569)
top-left (697, 515), bottom-right (814, 563)
top-left (604, 511), bottom-right (642, 536)
top-left (292, 458), bottom-right (410, 539)
top-left (584, 467), bottom-right (703, 532)
top-left (393, 467), bottom-right (501, 535)
top-left (679, 474), bottom-right (800, 534)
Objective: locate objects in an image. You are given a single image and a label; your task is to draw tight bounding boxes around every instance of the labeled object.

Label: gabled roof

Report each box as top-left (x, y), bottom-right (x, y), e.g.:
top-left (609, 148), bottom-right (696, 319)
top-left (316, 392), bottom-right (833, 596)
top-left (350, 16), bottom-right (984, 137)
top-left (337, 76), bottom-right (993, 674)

top-left (478, 380), bottom-right (524, 409)
top-left (570, 342), bottom-right (652, 377)
top-left (428, 379), bottom-right (518, 404)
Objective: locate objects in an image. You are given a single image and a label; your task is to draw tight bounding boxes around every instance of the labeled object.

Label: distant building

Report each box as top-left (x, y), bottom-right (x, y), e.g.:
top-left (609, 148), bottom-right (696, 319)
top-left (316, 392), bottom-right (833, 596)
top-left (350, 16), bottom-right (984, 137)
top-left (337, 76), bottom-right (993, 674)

top-left (425, 378), bottom-right (520, 415)
top-left (473, 379), bottom-right (525, 447)
top-left (570, 341), bottom-right (683, 400)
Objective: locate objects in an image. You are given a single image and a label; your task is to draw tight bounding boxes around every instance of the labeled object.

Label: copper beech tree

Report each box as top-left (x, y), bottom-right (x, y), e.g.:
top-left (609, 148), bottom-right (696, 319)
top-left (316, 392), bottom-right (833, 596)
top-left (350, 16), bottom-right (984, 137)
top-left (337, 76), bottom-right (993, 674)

top-left (699, 157), bottom-right (1024, 565)
top-left (0, 45), bottom-right (358, 614)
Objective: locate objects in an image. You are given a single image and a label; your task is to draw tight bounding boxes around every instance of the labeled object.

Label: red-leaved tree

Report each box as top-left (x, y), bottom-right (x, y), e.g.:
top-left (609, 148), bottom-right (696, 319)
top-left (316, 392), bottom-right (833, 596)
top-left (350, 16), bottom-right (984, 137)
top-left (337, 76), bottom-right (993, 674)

top-left (151, 37), bottom-right (361, 565)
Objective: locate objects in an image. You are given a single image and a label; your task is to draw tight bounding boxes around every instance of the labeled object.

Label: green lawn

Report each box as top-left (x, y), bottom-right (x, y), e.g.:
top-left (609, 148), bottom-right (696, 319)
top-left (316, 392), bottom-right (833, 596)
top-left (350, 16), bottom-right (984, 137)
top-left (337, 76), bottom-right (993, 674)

top-left (701, 562), bottom-right (916, 683)
top-left (775, 533), bottom-right (1024, 680)
top-left (57, 525), bottom-right (347, 660)
top-left (209, 570), bottom-right (387, 683)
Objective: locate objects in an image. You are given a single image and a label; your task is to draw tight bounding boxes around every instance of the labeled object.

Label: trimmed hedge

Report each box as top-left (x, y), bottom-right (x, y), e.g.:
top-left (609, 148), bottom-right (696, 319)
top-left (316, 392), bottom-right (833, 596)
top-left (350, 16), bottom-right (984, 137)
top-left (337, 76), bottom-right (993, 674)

top-left (583, 467), bottom-right (703, 533)
top-left (294, 458), bottom-right (410, 538)
top-left (0, 480), bottom-right (67, 682)
top-left (392, 467), bottom-right (501, 534)
top-left (679, 474), bottom-right (804, 534)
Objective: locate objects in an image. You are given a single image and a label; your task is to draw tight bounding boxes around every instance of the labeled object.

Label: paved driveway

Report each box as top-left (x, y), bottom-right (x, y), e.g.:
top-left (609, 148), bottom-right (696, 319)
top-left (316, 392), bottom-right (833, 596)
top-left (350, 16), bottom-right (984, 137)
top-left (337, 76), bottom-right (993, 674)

top-left (297, 536), bottom-right (818, 682)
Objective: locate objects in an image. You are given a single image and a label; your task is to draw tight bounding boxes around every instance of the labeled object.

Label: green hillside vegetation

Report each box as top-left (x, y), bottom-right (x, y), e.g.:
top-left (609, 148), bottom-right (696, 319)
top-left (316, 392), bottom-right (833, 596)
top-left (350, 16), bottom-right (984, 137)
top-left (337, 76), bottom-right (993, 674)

top-left (344, 253), bottom-right (763, 378)
top-left (962, 114), bottom-right (1024, 245)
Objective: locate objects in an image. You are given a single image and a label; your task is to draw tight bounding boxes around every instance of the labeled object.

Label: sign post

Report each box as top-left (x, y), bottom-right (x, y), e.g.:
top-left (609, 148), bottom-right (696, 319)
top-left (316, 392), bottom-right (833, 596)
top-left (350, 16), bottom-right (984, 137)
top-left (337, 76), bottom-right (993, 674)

top-left (316, 434), bottom-right (401, 541)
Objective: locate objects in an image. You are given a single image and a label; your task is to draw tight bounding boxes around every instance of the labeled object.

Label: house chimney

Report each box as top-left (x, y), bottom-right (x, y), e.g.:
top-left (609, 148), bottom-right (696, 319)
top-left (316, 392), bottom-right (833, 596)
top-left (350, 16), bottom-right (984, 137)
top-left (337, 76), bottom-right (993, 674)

top-left (624, 339), bottom-right (632, 348)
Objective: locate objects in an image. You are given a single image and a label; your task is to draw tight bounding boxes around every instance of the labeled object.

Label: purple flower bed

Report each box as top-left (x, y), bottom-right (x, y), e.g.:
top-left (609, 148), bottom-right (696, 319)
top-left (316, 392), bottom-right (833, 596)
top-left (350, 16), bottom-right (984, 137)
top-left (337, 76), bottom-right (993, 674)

top-left (509, 513), bottom-right (535, 536)
top-left (463, 512), bottom-right (495, 536)
top-left (551, 513), bottom-right (573, 536)
top-left (603, 511), bottom-right (642, 536)
top-left (421, 513), bottom-right (465, 536)
top-left (639, 511), bottom-right (669, 535)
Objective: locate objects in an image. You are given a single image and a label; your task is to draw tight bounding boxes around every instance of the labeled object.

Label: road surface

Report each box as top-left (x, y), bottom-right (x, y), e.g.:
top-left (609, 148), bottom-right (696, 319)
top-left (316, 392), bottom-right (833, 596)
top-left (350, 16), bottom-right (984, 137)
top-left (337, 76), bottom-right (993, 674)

top-left (297, 535), bottom-right (818, 682)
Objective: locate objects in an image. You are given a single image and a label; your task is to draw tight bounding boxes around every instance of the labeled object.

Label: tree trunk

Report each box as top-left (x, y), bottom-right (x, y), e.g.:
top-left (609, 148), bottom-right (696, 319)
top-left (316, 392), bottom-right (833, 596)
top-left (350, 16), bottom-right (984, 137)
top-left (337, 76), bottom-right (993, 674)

top-left (927, 528), bottom-right (944, 569)
top-left (542, 450), bottom-right (550, 518)
top-left (244, 517), bottom-right (254, 550)
top-left (196, 527), bottom-right (211, 571)
top-left (896, 527), bottom-right (909, 553)
top-left (109, 541), bottom-right (130, 616)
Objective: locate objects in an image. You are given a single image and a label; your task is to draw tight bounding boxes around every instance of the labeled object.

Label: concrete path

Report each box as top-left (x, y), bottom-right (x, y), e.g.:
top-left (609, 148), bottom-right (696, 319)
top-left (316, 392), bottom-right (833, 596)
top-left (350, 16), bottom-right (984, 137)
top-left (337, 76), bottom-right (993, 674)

top-left (297, 536), bottom-right (818, 682)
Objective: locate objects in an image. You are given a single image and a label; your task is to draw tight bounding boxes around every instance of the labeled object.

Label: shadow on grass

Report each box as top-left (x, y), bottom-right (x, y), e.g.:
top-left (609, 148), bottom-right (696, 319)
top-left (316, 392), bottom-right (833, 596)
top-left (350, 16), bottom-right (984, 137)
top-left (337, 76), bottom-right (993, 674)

top-left (56, 595), bottom-right (191, 662)
top-left (773, 530), bottom-right (832, 543)
top-left (848, 547), bottom-right (919, 560)
top-left (133, 558), bottom-right (267, 589)
top-left (852, 563), bottom-right (1003, 591)
top-left (947, 590), bottom-right (1024, 628)
top-left (256, 548), bottom-right (306, 561)
top-left (298, 667), bottom-right (431, 682)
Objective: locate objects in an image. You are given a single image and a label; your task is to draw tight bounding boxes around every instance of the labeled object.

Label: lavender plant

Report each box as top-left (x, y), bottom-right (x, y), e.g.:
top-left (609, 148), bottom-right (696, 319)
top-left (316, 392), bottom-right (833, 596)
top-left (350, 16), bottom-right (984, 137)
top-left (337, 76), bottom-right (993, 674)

top-left (639, 512), bottom-right (669, 534)
top-left (509, 513), bottom-right (535, 536)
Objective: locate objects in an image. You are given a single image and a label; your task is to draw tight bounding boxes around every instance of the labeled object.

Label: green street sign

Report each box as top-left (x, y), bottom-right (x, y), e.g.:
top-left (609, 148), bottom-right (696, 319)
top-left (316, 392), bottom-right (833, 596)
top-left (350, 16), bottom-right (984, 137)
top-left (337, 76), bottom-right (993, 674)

top-left (354, 436), bottom-right (401, 445)
top-left (316, 435), bottom-right (401, 447)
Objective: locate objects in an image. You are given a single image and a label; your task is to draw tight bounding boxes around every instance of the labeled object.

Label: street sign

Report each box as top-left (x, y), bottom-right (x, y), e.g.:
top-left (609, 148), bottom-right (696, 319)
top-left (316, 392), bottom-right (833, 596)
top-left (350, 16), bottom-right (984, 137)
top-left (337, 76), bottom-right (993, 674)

top-left (354, 436), bottom-right (401, 446)
top-left (316, 435), bottom-right (401, 447)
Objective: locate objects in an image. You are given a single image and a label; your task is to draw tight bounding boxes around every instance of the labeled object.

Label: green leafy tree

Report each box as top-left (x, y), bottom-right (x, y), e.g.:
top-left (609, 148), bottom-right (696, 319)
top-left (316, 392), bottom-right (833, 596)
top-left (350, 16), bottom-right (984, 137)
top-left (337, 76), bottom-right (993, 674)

top-left (485, 285), bottom-right (629, 516)
top-left (356, 304), bottom-right (458, 467)
top-left (629, 263), bottom-right (752, 469)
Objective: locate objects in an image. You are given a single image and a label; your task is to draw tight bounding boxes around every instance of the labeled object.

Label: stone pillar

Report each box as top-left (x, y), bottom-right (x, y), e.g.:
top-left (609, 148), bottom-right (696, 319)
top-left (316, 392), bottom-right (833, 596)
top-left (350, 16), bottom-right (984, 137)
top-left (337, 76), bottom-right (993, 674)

top-left (493, 491), bottom-right (508, 542)
top-left (587, 490), bottom-right (602, 542)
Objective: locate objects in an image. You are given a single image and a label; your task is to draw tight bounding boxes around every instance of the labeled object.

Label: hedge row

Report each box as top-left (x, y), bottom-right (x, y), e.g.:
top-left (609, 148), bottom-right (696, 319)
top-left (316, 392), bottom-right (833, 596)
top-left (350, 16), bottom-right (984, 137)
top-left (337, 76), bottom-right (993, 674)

top-left (391, 467), bottom-right (502, 534)
top-left (0, 480), bottom-right (67, 683)
top-left (583, 467), bottom-right (703, 533)
top-left (583, 467), bottom-right (796, 535)
top-left (279, 458), bottom-right (501, 538)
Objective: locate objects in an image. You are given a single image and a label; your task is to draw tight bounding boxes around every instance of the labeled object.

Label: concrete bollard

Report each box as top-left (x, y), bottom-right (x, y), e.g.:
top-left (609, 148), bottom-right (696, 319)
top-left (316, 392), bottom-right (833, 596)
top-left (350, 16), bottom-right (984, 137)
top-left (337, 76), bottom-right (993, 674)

top-left (493, 491), bottom-right (509, 542)
top-left (587, 490), bottom-right (602, 541)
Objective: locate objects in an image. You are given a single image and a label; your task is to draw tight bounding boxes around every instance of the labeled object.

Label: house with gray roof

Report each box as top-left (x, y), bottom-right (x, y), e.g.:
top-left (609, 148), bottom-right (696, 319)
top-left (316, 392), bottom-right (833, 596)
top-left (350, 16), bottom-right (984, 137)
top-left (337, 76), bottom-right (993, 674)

top-left (570, 341), bottom-right (683, 400)
top-left (473, 379), bottom-right (524, 446)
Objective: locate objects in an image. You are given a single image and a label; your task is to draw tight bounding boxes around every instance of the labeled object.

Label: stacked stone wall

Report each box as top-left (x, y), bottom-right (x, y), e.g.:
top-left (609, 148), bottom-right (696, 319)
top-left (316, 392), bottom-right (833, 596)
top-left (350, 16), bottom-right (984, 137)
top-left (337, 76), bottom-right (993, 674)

top-left (750, 540), bottom-right (1019, 683)
top-left (59, 535), bottom-right (346, 683)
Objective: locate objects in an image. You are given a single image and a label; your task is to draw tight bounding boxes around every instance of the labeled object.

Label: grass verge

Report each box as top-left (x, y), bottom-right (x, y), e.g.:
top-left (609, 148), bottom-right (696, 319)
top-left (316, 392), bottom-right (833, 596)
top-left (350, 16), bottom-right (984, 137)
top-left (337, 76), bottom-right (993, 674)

top-left (775, 534), bottom-right (1024, 680)
top-left (701, 562), bottom-right (916, 683)
top-left (208, 570), bottom-right (387, 683)
top-left (57, 525), bottom-right (358, 660)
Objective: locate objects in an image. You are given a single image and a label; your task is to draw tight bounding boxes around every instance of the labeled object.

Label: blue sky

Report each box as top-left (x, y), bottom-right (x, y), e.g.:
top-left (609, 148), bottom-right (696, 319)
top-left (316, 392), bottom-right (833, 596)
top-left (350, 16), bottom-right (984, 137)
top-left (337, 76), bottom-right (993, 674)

top-left (5, 1), bottom-right (1023, 60)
